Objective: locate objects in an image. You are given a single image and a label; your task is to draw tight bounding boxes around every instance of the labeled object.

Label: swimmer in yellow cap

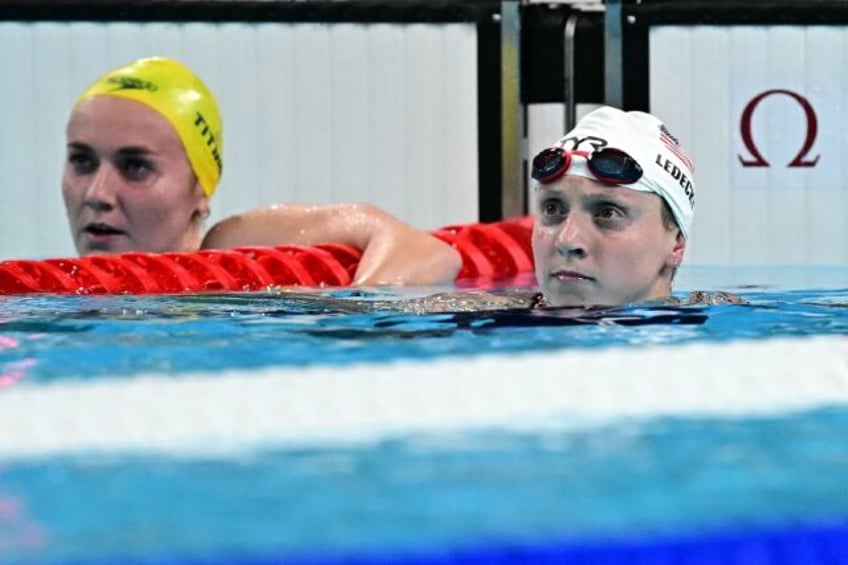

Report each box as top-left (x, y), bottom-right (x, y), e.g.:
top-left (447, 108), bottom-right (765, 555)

top-left (63, 57), bottom-right (219, 255)
top-left (62, 57), bottom-right (461, 285)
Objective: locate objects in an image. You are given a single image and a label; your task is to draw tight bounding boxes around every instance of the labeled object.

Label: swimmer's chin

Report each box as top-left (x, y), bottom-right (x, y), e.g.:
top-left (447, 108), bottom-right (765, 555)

top-left (540, 290), bottom-right (593, 308)
top-left (78, 244), bottom-right (119, 255)
top-left (77, 236), bottom-right (131, 255)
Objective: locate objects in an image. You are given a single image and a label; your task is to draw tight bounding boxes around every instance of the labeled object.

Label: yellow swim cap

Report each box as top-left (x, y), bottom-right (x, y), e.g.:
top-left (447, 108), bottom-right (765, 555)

top-left (76, 57), bottom-right (223, 197)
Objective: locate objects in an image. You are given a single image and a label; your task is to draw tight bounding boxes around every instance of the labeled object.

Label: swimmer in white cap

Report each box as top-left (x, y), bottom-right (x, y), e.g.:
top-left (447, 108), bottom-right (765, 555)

top-left (377, 105), bottom-right (736, 312)
top-left (530, 105), bottom-right (697, 307)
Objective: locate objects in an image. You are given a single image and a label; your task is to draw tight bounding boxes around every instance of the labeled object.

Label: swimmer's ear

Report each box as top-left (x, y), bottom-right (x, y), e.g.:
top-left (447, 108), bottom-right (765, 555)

top-left (661, 232), bottom-right (686, 281)
top-left (193, 180), bottom-right (211, 221)
top-left (667, 231), bottom-right (686, 268)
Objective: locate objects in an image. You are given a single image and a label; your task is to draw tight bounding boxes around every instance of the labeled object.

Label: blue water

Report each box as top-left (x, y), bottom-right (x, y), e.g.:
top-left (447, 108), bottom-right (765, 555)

top-left (0, 271), bottom-right (847, 563)
top-left (3, 410), bottom-right (848, 562)
top-left (0, 284), bottom-right (845, 382)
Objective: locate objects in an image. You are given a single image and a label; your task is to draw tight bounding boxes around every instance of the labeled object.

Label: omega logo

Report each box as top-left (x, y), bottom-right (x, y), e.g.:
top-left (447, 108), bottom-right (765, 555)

top-left (738, 89), bottom-right (820, 168)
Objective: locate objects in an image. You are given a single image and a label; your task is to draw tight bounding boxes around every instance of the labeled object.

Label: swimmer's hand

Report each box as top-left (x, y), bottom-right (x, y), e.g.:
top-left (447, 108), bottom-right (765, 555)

top-left (201, 203), bottom-right (461, 286)
top-left (685, 290), bottom-right (746, 305)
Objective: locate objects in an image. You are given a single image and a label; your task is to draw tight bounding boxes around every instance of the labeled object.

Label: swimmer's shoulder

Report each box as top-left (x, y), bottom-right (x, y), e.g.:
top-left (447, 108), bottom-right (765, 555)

top-left (395, 289), bottom-right (541, 313)
top-left (259, 287), bottom-right (541, 314)
top-left (683, 290), bottom-right (746, 305)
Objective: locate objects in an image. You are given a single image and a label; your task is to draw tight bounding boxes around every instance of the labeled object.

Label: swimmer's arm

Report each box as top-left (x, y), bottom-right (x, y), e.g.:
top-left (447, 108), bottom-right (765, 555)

top-left (200, 203), bottom-right (462, 286)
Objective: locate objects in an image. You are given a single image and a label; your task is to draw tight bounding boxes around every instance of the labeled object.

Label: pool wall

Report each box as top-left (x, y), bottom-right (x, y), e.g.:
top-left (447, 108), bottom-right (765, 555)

top-left (2, 1), bottom-right (847, 270)
top-left (0, 4), bottom-right (485, 260)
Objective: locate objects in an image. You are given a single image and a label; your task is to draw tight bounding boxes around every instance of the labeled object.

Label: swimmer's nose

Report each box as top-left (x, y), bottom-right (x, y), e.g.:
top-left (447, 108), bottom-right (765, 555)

top-left (83, 166), bottom-right (118, 211)
top-left (555, 213), bottom-right (588, 259)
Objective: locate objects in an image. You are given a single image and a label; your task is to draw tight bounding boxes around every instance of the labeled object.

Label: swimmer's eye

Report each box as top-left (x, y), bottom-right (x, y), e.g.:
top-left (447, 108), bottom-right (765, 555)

top-left (593, 203), bottom-right (626, 225)
top-left (67, 150), bottom-right (97, 175)
top-left (118, 156), bottom-right (156, 182)
top-left (538, 198), bottom-right (566, 225)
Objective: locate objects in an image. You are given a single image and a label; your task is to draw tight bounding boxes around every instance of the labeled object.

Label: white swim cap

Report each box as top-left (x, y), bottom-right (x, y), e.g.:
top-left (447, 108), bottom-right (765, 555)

top-left (548, 106), bottom-right (696, 240)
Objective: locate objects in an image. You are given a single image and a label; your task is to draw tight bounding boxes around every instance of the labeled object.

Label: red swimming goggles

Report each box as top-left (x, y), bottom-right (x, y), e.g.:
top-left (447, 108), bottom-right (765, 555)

top-left (531, 147), bottom-right (643, 185)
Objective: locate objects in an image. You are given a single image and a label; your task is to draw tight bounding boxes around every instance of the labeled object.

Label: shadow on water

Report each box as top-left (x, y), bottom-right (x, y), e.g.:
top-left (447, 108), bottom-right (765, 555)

top-left (304, 305), bottom-right (708, 340)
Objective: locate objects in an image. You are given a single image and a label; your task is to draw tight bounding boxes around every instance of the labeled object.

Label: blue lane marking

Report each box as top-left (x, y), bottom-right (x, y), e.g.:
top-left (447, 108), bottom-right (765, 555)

top-left (100, 521), bottom-right (848, 564)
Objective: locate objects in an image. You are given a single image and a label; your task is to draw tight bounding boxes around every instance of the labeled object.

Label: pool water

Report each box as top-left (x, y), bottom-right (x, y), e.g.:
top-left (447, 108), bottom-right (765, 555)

top-left (4, 409), bottom-right (848, 563)
top-left (0, 269), bottom-right (846, 563)
top-left (0, 282), bottom-right (845, 381)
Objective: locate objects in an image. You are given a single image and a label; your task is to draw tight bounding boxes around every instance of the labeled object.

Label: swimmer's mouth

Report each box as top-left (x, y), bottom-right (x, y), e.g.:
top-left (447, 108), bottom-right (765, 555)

top-left (84, 223), bottom-right (125, 236)
top-left (551, 269), bottom-right (594, 282)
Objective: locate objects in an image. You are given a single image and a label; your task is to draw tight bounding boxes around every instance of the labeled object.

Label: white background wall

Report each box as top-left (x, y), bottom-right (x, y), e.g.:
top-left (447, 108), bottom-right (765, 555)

top-left (651, 25), bottom-right (848, 266)
top-left (0, 21), bottom-right (479, 259)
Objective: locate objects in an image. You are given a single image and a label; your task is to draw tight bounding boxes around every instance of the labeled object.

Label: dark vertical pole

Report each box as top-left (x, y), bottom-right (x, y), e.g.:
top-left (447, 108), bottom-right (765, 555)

top-left (604, 0), bottom-right (623, 108)
top-left (477, 6), bottom-right (503, 222)
top-left (499, 0), bottom-right (523, 219)
top-left (621, 4), bottom-right (649, 111)
top-left (563, 13), bottom-right (579, 130)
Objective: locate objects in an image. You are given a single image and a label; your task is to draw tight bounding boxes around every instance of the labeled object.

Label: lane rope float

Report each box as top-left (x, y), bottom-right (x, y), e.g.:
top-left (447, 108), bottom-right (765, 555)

top-left (0, 217), bottom-right (534, 295)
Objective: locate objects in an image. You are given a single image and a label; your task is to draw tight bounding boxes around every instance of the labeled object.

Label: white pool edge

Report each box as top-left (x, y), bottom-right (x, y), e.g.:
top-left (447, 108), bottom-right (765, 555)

top-left (2, 335), bottom-right (846, 460)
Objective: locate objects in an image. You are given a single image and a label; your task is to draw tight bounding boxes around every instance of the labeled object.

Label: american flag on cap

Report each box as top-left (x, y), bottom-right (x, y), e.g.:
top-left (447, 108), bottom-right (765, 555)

top-left (659, 124), bottom-right (694, 172)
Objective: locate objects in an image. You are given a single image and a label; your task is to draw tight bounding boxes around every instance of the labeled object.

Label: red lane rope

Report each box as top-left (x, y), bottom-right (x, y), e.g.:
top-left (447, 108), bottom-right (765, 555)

top-left (0, 216), bottom-right (534, 295)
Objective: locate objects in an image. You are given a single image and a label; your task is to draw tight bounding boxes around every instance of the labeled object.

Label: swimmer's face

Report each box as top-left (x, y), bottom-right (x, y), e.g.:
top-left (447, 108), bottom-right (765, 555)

top-left (532, 174), bottom-right (685, 307)
top-left (62, 96), bottom-right (209, 255)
